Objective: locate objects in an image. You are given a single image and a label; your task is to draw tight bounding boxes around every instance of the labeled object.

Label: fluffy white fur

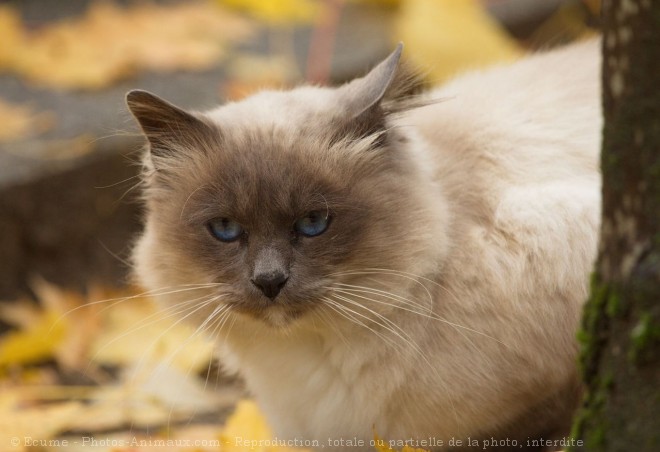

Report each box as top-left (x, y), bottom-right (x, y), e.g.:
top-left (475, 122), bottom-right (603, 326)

top-left (132, 40), bottom-right (601, 450)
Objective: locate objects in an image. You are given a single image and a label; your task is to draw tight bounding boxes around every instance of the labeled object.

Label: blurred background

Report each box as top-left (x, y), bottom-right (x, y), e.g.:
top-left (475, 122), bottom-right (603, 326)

top-left (0, 0), bottom-right (601, 301)
top-left (0, 0), bottom-right (599, 450)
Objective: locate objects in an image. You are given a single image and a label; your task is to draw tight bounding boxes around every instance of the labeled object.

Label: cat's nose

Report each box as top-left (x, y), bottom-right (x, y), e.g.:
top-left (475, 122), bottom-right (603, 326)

top-left (251, 271), bottom-right (289, 299)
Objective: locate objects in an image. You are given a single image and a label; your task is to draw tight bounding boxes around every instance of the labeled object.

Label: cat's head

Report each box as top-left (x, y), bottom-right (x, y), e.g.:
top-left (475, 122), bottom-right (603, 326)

top-left (128, 45), bottom-right (449, 328)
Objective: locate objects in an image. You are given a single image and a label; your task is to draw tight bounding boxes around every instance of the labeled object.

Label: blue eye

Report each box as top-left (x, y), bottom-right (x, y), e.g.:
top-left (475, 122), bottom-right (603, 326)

top-left (208, 217), bottom-right (244, 242)
top-left (294, 211), bottom-right (330, 237)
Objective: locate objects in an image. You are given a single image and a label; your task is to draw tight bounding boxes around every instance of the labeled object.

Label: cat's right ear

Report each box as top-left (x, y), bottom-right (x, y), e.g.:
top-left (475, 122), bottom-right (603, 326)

top-left (126, 90), bottom-right (215, 159)
top-left (340, 43), bottom-right (403, 119)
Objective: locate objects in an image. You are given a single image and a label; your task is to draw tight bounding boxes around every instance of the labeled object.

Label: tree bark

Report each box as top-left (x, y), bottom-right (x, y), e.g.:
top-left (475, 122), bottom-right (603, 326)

top-left (571, 0), bottom-right (660, 450)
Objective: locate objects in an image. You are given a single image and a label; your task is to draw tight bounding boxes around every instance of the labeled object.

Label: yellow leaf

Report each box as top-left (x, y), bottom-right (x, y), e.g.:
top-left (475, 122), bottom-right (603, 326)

top-left (401, 447), bottom-right (430, 452)
top-left (218, 0), bottom-right (319, 25)
top-left (0, 391), bottom-right (82, 452)
top-left (0, 310), bottom-right (67, 369)
top-left (90, 294), bottom-right (215, 373)
top-left (0, 280), bottom-right (108, 371)
top-left (373, 432), bottom-right (429, 452)
top-left (219, 400), bottom-right (274, 451)
top-left (395, 0), bottom-right (521, 84)
top-left (373, 433), bottom-right (396, 452)
top-left (220, 399), bottom-right (310, 452)
top-left (0, 5), bottom-right (24, 68)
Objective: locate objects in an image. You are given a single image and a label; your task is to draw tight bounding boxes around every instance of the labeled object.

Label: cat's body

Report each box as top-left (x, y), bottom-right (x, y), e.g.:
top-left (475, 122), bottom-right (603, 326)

top-left (128, 40), bottom-right (601, 451)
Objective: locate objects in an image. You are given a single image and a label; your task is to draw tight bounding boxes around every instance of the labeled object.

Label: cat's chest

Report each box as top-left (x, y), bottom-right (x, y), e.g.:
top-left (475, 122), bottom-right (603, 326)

top-left (230, 329), bottom-right (378, 397)
top-left (224, 328), bottom-right (398, 438)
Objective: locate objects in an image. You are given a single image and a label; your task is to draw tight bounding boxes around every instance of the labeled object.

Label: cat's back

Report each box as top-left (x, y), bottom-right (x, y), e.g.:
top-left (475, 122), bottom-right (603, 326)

top-left (402, 39), bottom-right (601, 244)
top-left (385, 42), bottom-right (602, 441)
top-left (405, 39), bottom-right (601, 188)
top-left (402, 38), bottom-right (602, 322)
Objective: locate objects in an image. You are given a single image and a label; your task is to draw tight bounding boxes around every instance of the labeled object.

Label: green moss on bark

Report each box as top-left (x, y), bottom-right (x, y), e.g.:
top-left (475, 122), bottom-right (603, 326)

top-left (571, 1), bottom-right (660, 450)
top-left (571, 276), bottom-right (615, 450)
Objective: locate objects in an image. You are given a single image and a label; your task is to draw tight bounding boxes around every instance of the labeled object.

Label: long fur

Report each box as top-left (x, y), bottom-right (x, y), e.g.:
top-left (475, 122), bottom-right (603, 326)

top-left (128, 40), bottom-right (601, 451)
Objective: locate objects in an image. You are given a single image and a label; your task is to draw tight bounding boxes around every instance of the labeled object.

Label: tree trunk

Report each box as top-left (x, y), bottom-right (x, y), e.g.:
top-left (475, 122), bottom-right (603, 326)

top-left (570, 0), bottom-right (660, 450)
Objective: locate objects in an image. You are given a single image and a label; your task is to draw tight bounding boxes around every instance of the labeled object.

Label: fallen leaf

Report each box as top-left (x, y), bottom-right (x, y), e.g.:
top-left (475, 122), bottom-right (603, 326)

top-left (66, 362), bottom-right (232, 432)
top-left (0, 282), bottom-right (241, 451)
top-left (373, 433), bottom-right (429, 452)
top-left (1, 1), bottom-right (254, 90)
top-left (395, 0), bottom-right (521, 84)
top-left (220, 399), bottom-right (309, 452)
top-left (0, 391), bottom-right (82, 452)
top-left (0, 306), bottom-right (68, 369)
top-left (0, 6), bottom-right (24, 68)
top-left (90, 292), bottom-right (215, 373)
top-left (218, 0), bottom-right (319, 25)
top-left (0, 280), bottom-right (102, 372)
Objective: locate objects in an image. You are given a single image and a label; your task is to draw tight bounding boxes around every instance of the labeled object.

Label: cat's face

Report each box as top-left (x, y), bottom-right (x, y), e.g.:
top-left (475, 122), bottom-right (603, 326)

top-left (129, 46), bottom-right (448, 327)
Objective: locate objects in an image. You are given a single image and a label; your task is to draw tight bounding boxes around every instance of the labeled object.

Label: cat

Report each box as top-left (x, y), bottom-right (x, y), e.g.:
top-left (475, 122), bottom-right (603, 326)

top-left (126, 39), bottom-right (601, 451)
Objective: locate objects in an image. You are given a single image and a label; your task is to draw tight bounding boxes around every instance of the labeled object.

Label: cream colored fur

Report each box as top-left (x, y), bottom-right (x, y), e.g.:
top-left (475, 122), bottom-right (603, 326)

top-left (133, 40), bottom-right (601, 451)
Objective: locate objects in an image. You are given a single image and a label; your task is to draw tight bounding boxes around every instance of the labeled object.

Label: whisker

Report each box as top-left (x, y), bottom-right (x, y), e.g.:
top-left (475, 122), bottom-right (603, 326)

top-left (312, 306), bottom-right (352, 351)
top-left (204, 308), bottom-right (236, 391)
top-left (323, 294), bottom-right (461, 432)
top-left (322, 298), bottom-right (406, 354)
top-left (327, 268), bottom-right (435, 303)
top-left (85, 293), bottom-right (219, 373)
top-left (51, 283), bottom-right (225, 332)
top-left (333, 267), bottom-right (477, 321)
top-left (180, 185), bottom-right (211, 221)
top-left (328, 283), bottom-right (433, 314)
top-left (328, 286), bottom-right (508, 348)
top-left (328, 293), bottom-right (428, 360)
top-left (103, 295), bottom-right (221, 380)
top-left (154, 300), bottom-right (228, 381)
top-left (329, 287), bottom-right (490, 365)
top-left (115, 178), bottom-right (145, 203)
top-left (94, 173), bottom-right (142, 190)
top-left (326, 268), bottom-right (506, 348)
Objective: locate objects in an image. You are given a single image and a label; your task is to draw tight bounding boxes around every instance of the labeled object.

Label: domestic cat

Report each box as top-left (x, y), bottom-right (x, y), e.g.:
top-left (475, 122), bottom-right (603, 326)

top-left (127, 40), bottom-right (601, 451)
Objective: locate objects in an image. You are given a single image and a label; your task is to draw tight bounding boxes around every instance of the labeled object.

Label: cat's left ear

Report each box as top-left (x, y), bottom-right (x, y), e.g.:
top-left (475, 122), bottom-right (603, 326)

top-left (126, 90), bottom-right (215, 159)
top-left (340, 43), bottom-right (402, 118)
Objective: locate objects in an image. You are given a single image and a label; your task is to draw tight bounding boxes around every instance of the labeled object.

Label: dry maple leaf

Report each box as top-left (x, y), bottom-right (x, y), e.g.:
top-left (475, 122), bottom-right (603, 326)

top-left (0, 279), bottom-right (102, 372)
top-left (0, 284), bottom-right (71, 370)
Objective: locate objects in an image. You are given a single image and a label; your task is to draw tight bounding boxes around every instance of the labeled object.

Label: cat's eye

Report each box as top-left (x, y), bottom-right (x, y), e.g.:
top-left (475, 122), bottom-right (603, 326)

top-left (208, 217), bottom-right (244, 242)
top-left (294, 211), bottom-right (330, 237)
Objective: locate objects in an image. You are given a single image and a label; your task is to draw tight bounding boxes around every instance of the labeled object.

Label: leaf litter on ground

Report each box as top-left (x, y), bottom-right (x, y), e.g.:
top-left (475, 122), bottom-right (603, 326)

top-left (0, 281), bottom-right (242, 451)
top-left (0, 1), bottom-right (255, 90)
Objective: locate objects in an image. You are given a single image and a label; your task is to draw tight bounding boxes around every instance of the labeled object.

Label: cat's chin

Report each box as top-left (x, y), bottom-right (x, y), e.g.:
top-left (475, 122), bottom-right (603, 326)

top-left (231, 302), bottom-right (310, 329)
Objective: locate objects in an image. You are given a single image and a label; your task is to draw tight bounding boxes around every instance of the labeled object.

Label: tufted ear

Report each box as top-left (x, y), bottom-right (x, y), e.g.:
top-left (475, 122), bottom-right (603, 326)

top-left (126, 90), bottom-right (215, 159)
top-left (339, 43), bottom-right (403, 119)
